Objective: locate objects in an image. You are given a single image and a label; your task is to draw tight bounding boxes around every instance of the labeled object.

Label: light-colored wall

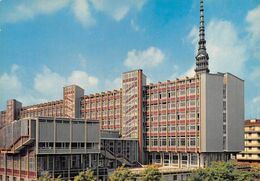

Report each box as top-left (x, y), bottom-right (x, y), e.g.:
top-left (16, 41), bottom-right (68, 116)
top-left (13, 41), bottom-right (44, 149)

top-left (74, 86), bottom-right (84, 118)
top-left (36, 117), bottom-right (100, 154)
top-left (225, 73), bottom-right (244, 152)
top-left (200, 73), bottom-right (224, 152)
top-left (63, 85), bottom-right (84, 118)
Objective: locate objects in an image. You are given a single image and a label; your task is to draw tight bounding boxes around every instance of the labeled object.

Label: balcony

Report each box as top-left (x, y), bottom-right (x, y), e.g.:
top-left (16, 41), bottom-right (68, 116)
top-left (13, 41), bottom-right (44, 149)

top-left (244, 134), bottom-right (260, 140)
top-left (237, 154), bottom-right (260, 161)
top-left (244, 127), bottom-right (260, 133)
top-left (244, 141), bottom-right (260, 147)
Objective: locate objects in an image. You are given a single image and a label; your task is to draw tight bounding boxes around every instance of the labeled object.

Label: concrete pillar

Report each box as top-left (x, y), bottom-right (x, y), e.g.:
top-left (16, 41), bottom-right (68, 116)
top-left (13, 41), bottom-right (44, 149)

top-left (89, 154), bottom-right (91, 168)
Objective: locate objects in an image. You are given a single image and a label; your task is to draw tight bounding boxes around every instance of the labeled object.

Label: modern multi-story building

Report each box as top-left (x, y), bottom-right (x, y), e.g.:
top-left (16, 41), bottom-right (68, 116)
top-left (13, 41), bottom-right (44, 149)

top-left (237, 119), bottom-right (260, 163)
top-left (0, 0), bottom-right (245, 179)
top-left (0, 117), bottom-right (138, 181)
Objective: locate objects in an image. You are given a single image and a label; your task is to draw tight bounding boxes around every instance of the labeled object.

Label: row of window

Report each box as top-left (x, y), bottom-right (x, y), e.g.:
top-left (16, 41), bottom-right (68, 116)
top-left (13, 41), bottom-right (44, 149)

top-left (21, 109), bottom-right (63, 118)
top-left (147, 100), bottom-right (199, 110)
top-left (148, 152), bottom-right (198, 166)
top-left (4, 156), bottom-right (35, 171)
top-left (146, 137), bottom-right (198, 147)
top-left (148, 78), bottom-right (198, 89)
top-left (101, 119), bottom-right (121, 126)
top-left (82, 99), bottom-right (121, 108)
top-left (148, 88), bottom-right (198, 99)
top-left (145, 124), bottom-right (198, 132)
top-left (39, 142), bottom-right (99, 149)
top-left (147, 113), bottom-right (200, 121)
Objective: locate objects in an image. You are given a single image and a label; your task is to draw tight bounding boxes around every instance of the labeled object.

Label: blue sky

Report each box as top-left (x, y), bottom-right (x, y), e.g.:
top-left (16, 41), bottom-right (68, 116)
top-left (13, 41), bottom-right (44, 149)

top-left (0, 0), bottom-right (260, 118)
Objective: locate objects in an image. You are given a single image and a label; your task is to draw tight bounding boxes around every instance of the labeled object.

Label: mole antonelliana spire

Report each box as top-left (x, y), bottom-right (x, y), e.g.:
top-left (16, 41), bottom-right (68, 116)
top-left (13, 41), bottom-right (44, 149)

top-left (195, 0), bottom-right (210, 74)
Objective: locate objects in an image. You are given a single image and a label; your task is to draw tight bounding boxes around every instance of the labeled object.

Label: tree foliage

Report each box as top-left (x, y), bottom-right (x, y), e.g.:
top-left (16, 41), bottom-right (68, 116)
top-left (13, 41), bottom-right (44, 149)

top-left (37, 174), bottom-right (62, 181)
top-left (74, 169), bottom-right (96, 181)
top-left (109, 166), bottom-right (135, 181)
top-left (141, 165), bottom-right (161, 181)
top-left (189, 161), bottom-right (260, 181)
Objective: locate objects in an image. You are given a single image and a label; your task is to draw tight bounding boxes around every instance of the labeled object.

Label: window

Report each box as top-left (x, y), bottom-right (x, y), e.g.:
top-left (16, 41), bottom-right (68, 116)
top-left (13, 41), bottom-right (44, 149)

top-left (189, 125), bottom-right (196, 131)
top-left (160, 137), bottom-right (167, 146)
top-left (179, 137), bottom-right (186, 146)
top-left (169, 137), bottom-right (176, 146)
top-left (172, 154), bottom-right (178, 164)
top-left (179, 89), bottom-right (185, 96)
top-left (189, 137), bottom-right (196, 147)
top-left (182, 154), bottom-right (188, 161)
top-left (190, 100), bottom-right (196, 106)
top-left (190, 88), bottom-right (196, 94)
top-left (161, 103), bottom-right (167, 110)
top-left (153, 138), bottom-right (158, 146)
top-left (191, 154), bottom-right (197, 165)
top-left (223, 101), bottom-right (226, 110)
top-left (160, 126), bottom-right (167, 132)
top-left (179, 101), bottom-right (185, 107)
top-left (170, 125), bottom-right (176, 132)
top-left (179, 125), bottom-right (186, 131)
top-left (223, 125), bottom-right (226, 134)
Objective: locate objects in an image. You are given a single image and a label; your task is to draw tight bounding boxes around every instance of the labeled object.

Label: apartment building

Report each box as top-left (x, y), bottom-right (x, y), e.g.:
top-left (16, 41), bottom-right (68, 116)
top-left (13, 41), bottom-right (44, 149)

top-left (237, 119), bottom-right (260, 163)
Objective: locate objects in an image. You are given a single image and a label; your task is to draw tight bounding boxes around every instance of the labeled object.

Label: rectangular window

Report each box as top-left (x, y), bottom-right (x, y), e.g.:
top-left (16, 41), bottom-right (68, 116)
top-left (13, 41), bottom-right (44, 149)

top-left (190, 137), bottom-right (196, 147)
top-left (179, 137), bottom-right (186, 146)
top-left (169, 137), bottom-right (176, 146)
top-left (191, 154), bottom-right (197, 165)
top-left (172, 154), bottom-right (178, 164)
top-left (179, 125), bottom-right (186, 131)
top-left (160, 137), bottom-right (167, 146)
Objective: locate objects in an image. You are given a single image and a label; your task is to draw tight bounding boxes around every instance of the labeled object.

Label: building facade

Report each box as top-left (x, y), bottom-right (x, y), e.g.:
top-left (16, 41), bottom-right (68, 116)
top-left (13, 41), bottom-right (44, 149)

top-left (237, 119), bottom-right (260, 163)
top-left (0, 117), bottom-right (138, 181)
top-left (0, 69), bottom-right (244, 167)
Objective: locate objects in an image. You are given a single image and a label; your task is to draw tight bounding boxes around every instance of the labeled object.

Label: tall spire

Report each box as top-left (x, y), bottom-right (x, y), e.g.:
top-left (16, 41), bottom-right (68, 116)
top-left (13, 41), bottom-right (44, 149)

top-left (195, 0), bottom-right (209, 74)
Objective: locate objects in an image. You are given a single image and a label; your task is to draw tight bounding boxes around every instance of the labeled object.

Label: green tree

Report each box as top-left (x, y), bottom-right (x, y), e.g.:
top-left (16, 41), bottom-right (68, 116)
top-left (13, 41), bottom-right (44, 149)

top-left (189, 161), bottom-right (260, 181)
top-left (109, 166), bottom-right (135, 181)
top-left (141, 165), bottom-right (161, 181)
top-left (74, 169), bottom-right (96, 181)
top-left (37, 174), bottom-right (62, 181)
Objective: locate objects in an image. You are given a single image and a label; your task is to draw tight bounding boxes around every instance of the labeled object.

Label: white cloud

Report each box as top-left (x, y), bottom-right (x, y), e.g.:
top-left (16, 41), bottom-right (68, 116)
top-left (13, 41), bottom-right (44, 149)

top-left (188, 19), bottom-right (247, 77)
top-left (180, 65), bottom-right (195, 78)
top-left (16, 95), bottom-right (48, 108)
top-left (1, 0), bottom-right (146, 27)
top-left (34, 66), bottom-right (66, 98)
top-left (0, 65), bottom-right (99, 109)
top-left (34, 66), bottom-right (99, 97)
top-left (72, 0), bottom-right (95, 27)
top-left (124, 47), bottom-right (165, 69)
top-left (0, 65), bottom-right (23, 100)
top-left (68, 70), bottom-right (99, 91)
top-left (90, 0), bottom-right (146, 21)
top-left (105, 77), bottom-right (121, 90)
top-left (246, 4), bottom-right (260, 60)
top-left (0, 65), bottom-right (49, 109)
top-left (170, 65), bottom-right (181, 79)
top-left (0, 0), bottom-right (70, 23)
